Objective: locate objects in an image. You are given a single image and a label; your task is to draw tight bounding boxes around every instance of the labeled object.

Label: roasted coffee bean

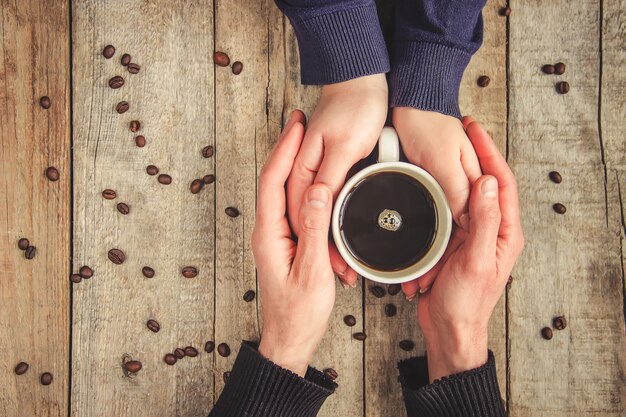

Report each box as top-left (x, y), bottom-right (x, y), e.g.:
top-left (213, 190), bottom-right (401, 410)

top-left (384, 303), bottom-right (397, 317)
top-left (477, 75), bottom-right (491, 87)
top-left (117, 202), bottom-right (130, 215)
top-left (79, 265), bottom-right (93, 278)
top-left (190, 179), bottom-right (204, 194)
top-left (204, 341), bottom-right (215, 353)
top-left (158, 174), bottom-right (172, 185)
top-left (217, 343), bottom-right (231, 357)
top-left (14, 362), bottom-right (29, 375)
top-left (553, 203), bottom-right (567, 214)
top-left (71, 273), bottom-right (82, 283)
top-left (102, 189), bottom-right (117, 199)
top-left (18, 238), bottom-right (30, 250)
top-left (142, 266), bottom-right (155, 278)
top-left (109, 76), bottom-right (124, 89)
top-left (135, 135), bottom-right (146, 148)
top-left (40, 372), bottom-right (53, 385)
top-left (387, 283), bottom-right (401, 296)
top-left (127, 63), bottom-right (140, 74)
top-left (243, 290), bottom-right (255, 302)
top-left (353, 332), bottom-right (366, 341)
top-left (556, 81), bottom-right (570, 94)
top-left (223, 371), bottom-right (231, 383)
top-left (121, 53), bottom-right (131, 66)
top-left (323, 368), bottom-right (338, 380)
top-left (108, 248), bottom-right (126, 264)
top-left (146, 319), bottom-right (160, 333)
top-left (549, 171), bottom-right (562, 184)
top-left (399, 340), bottom-right (415, 351)
top-left (184, 346), bottom-right (199, 357)
top-left (25, 246), bottom-right (36, 260)
top-left (499, 7), bottom-right (511, 17)
top-left (343, 315), bottom-right (356, 327)
top-left (553, 316), bottom-right (567, 330)
top-left (541, 327), bottom-right (553, 340)
top-left (369, 285), bottom-right (386, 298)
top-left (46, 166), bottom-right (59, 181)
top-left (125, 360), bottom-right (142, 373)
top-left (202, 145), bottom-right (214, 158)
top-left (182, 266), bottom-right (198, 278)
top-left (164, 353), bottom-right (177, 365)
top-left (174, 348), bottom-right (185, 359)
top-left (203, 174), bottom-right (215, 185)
top-left (213, 51), bottom-right (230, 67)
top-left (542, 64), bottom-right (555, 74)
top-left (130, 120), bottom-right (141, 132)
top-left (225, 207), bottom-right (240, 218)
top-left (40, 96), bottom-right (51, 109)
top-left (231, 61), bottom-right (243, 75)
top-left (103, 45), bottom-right (115, 59)
top-left (554, 62), bottom-right (566, 75)
top-left (146, 165), bottom-right (159, 176)
top-left (116, 101), bottom-right (129, 114)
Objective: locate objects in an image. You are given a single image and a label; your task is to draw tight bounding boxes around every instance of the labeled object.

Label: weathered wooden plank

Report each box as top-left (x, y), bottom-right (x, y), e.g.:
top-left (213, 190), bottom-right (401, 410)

top-left (508, 1), bottom-right (625, 415)
top-left (72, 1), bottom-right (215, 416)
top-left (0, 1), bottom-right (70, 416)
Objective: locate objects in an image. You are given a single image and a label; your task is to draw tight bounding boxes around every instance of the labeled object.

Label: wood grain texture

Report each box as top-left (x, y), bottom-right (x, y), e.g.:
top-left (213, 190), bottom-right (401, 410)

top-left (508, 1), bottom-right (626, 415)
top-left (0, 1), bottom-right (70, 416)
top-left (72, 1), bottom-right (215, 416)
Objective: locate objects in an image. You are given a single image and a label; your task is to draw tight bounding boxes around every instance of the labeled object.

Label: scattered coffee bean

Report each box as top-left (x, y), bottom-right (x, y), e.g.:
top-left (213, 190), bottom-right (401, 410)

top-left (384, 303), bottom-right (397, 317)
top-left (18, 238), bottom-right (30, 250)
top-left (369, 285), bottom-right (386, 298)
top-left (121, 53), bottom-right (131, 66)
top-left (71, 273), bottom-right (82, 283)
top-left (399, 340), bottom-right (415, 351)
top-left (243, 290), bottom-right (256, 302)
top-left (158, 174), bottom-right (172, 185)
top-left (125, 360), bottom-right (142, 373)
top-left (202, 145), bottom-right (214, 158)
top-left (130, 120), bottom-right (141, 132)
top-left (103, 45), bottom-right (115, 59)
top-left (108, 248), bottom-right (126, 264)
top-left (164, 353), bottom-right (177, 365)
top-left (323, 368), bottom-right (338, 380)
top-left (387, 284), bottom-right (401, 296)
top-left (553, 316), bottom-right (567, 330)
top-left (184, 346), bottom-right (199, 357)
top-left (135, 135), bottom-right (146, 147)
top-left (217, 343), bottom-right (231, 357)
top-left (541, 327), bottom-right (553, 340)
top-left (40, 372), bottom-right (53, 385)
top-left (25, 246), bottom-right (36, 260)
top-left (499, 7), bottom-right (511, 17)
top-left (108, 76), bottom-right (124, 89)
top-left (541, 64), bottom-right (555, 74)
top-left (213, 51), bottom-right (230, 67)
top-left (343, 315), bottom-right (356, 327)
top-left (102, 189), bottom-right (117, 199)
top-left (46, 166), bottom-right (60, 181)
top-left (117, 202), bottom-right (130, 215)
top-left (115, 101), bottom-right (129, 114)
top-left (223, 371), bottom-right (231, 383)
top-left (127, 63), bottom-right (140, 74)
top-left (231, 61), bottom-right (243, 75)
top-left (39, 96), bottom-right (51, 109)
top-left (549, 171), bottom-right (562, 184)
top-left (554, 62), bottom-right (566, 75)
top-left (556, 81), bottom-right (570, 94)
top-left (477, 75), bottom-right (491, 87)
top-left (204, 341), bottom-right (215, 353)
top-left (553, 203), bottom-right (567, 214)
top-left (146, 319), bottom-right (160, 333)
top-left (182, 266), bottom-right (198, 278)
top-left (79, 265), bottom-right (93, 279)
top-left (225, 207), bottom-right (239, 218)
top-left (353, 332), bottom-right (366, 341)
top-left (14, 362), bottom-right (29, 375)
top-left (203, 174), bottom-right (215, 185)
top-left (174, 348), bottom-right (185, 359)
top-left (190, 179), bottom-right (204, 194)
top-left (146, 165), bottom-right (159, 176)
top-left (142, 266), bottom-right (155, 278)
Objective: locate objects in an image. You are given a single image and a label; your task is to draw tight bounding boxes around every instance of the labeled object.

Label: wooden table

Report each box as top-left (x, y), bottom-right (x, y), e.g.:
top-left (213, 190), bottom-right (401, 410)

top-left (1, 1), bottom-right (624, 416)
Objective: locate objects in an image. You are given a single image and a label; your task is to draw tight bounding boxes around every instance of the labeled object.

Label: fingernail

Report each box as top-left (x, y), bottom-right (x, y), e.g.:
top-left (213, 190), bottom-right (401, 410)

top-left (459, 213), bottom-right (470, 231)
top-left (341, 280), bottom-right (350, 290)
top-left (350, 280), bottom-right (357, 288)
top-left (406, 292), bottom-right (417, 302)
top-left (482, 177), bottom-right (498, 197)
top-left (307, 187), bottom-right (328, 208)
top-left (419, 286), bottom-right (430, 294)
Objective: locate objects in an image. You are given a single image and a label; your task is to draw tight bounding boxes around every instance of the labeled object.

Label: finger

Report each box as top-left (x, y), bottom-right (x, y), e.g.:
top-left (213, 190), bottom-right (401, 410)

top-left (464, 175), bottom-right (501, 268)
top-left (460, 140), bottom-right (483, 185)
top-left (329, 244), bottom-right (358, 288)
top-left (461, 116), bottom-right (474, 130)
top-left (315, 143), bottom-right (361, 197)
top-left (294, 185), bottom-right (333, 274)
top-left (425, 157), bottom-right (471, 225)
top-left (402, 280), bottom-right (420, 301)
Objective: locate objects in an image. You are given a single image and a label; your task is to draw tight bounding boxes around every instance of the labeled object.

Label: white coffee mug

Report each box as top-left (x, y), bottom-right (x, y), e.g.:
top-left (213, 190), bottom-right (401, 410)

top-left (331, 127), bottom-right (452, 284)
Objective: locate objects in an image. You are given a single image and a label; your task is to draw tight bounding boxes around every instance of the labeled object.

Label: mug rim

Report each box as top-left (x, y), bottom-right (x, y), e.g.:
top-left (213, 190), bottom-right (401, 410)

top-left (331, 161), bottom-right (452, 284)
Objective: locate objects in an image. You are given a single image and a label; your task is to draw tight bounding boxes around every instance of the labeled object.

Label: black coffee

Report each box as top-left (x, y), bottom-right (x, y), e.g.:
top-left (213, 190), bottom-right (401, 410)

top-left (339, 172), bottom-right (437, 271)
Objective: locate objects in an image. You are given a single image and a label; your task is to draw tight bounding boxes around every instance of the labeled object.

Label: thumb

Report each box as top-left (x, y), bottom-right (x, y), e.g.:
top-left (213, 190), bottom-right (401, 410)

top-left (295, 184), bottom-right (333, 266)
top-left (315, 146), bottom-right (359, 197)
top-left (463, 175), bottom-right (501, 263)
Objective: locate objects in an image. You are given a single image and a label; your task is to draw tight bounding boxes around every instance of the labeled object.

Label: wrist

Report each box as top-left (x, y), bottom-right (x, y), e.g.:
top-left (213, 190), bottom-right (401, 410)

top-left (258, 336), bottom-right (314, 377)
top-left (321, 73), bottom-right (387, 97)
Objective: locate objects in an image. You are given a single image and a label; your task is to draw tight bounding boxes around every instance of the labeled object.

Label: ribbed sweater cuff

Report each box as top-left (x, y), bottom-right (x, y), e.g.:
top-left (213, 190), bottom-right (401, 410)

top-left (391, 41), bottom-right (472, 118)
top-left (210, 341), bottom-right (337, 417)
top-left (288, 4), bottom-right (390, 85)
top-left (398, 350), bottom-right (505, 417)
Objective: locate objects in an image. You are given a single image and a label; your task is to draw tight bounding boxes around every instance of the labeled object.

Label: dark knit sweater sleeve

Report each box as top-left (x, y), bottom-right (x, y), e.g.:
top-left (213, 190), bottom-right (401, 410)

top-left (390, 0), bottom-right (487, 117)
top-left (274, 0), bottom-right (390, 85)
top-left (398, 350), bottom-right (505, 417)
top-left (209, 341), bottom-right (337, 417)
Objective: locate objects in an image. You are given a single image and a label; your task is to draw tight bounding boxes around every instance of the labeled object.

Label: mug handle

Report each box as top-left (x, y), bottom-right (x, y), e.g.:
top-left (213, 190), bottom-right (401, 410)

top-left (377, 126), bottom-right (400, 163)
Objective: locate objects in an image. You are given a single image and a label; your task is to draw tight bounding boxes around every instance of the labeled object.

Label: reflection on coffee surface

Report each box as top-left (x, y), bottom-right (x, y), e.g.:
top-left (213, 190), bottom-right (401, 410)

top-left (339, 172), bottom-right (437, 271)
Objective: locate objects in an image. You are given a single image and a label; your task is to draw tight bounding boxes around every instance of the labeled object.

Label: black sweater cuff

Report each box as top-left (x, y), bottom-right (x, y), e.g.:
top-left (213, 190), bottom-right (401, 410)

top-left (398, 350), bottom-right (505, 417)
top-left (209, 341), bottom-right (337, 417)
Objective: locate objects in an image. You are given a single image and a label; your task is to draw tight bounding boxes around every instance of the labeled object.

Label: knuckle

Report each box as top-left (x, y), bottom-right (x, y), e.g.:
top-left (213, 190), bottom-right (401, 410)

top-left (301, 214), bottom-right (325, 235)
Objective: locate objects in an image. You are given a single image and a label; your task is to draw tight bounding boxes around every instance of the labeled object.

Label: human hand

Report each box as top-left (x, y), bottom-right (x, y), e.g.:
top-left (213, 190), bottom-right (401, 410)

top-left (287, 74), bottom-right (388, 287)
top-left (404, 117), bottom-right (524, 383)
top-left (253, 110), bottom-right (336, 377)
